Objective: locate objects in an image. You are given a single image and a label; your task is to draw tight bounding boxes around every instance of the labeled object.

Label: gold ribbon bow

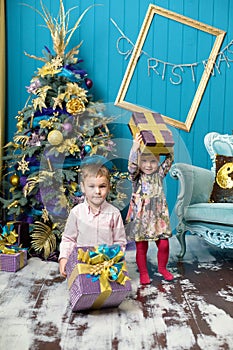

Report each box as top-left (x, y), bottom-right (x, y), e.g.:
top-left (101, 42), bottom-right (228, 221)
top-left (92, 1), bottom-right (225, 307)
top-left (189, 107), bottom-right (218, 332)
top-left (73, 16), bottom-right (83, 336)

top-left (0, 223), bottom-right (18, 254)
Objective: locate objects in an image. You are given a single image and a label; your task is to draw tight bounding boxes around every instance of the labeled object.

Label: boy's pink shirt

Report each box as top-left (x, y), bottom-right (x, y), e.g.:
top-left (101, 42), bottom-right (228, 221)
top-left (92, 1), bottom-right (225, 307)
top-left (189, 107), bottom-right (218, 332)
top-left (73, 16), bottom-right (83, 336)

top-left (59, 199), bottom-right (127, 260)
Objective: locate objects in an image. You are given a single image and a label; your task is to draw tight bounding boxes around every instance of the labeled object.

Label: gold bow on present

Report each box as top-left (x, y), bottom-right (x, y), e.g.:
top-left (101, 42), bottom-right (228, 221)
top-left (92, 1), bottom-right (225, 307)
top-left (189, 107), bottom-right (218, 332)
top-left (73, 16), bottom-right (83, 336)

top-left (0, 223), bottom-right (27, 270)
top-left (0, 224), bottom-right (18, 254)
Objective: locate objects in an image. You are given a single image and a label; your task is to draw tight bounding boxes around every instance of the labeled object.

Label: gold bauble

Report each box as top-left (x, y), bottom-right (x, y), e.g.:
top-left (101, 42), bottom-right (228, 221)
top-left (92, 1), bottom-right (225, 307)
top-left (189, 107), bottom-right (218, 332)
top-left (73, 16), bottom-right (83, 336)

top-left (9, 173), bottom-right (20, 187)
top-left (47, 130), bottom-right (63, 146)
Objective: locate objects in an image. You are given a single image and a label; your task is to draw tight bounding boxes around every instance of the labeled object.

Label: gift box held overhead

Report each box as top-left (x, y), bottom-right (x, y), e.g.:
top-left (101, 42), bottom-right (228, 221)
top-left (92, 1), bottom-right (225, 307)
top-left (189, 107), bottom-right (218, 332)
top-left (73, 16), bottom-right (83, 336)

top-left (128, 112), bottom-right (174, 155)
top-left (66, 245), bottom-right (132, 312)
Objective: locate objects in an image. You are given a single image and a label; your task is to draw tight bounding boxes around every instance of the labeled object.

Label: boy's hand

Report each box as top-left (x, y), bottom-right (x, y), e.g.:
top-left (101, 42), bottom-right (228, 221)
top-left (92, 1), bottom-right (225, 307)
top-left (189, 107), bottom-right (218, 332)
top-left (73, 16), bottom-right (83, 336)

top-left (59, 258), bottom-right (68, 278)
top-left (133, 133), bottom-right (143, 151)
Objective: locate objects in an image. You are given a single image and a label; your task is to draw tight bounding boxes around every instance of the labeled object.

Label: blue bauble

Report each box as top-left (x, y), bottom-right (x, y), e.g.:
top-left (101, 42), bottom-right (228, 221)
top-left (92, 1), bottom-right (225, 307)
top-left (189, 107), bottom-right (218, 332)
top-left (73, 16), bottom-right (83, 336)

top-left (84, 144), bottom-right (92, 153)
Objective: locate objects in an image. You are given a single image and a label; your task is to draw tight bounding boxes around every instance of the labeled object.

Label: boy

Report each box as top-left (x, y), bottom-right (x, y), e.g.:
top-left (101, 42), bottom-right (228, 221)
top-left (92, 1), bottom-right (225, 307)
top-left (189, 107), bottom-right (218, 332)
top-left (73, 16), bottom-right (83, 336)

top-left (59, 163), bottom-right (127, 277)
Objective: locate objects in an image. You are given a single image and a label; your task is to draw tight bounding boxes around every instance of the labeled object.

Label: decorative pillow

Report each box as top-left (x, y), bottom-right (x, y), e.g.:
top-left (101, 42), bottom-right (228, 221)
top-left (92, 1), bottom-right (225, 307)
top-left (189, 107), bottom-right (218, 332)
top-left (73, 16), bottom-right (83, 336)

top-left (209, 154), bottom-right (233, 203)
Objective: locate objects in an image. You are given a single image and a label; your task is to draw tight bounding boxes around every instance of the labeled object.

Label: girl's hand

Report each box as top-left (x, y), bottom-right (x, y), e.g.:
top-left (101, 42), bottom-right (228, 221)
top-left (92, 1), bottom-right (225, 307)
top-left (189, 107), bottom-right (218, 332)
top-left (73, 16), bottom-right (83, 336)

top-left (133, 133), bottom-right (143, 151)
top-left (59, 258), bottom-right (68, 278)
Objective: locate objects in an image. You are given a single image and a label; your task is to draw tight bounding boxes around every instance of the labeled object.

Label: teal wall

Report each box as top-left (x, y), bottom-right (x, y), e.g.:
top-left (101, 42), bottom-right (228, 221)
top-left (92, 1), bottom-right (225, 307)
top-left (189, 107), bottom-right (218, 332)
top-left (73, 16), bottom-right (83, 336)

top-left (5, 0), bottom-right (233, 228)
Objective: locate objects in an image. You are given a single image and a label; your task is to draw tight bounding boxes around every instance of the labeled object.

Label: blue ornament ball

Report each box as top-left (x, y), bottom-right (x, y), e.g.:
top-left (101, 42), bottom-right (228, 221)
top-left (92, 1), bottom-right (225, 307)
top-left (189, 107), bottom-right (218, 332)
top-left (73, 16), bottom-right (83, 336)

top-left (84, 144), bottom-right (92, 153)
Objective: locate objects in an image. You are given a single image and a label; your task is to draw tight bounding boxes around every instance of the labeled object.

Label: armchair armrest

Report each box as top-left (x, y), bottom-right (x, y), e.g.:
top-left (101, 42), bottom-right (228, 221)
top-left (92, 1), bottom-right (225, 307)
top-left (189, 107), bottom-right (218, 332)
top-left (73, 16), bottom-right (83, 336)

top-left (170, 163), bottom-right (214, 222)
top-left (170, 163), bottom-right (215, 258)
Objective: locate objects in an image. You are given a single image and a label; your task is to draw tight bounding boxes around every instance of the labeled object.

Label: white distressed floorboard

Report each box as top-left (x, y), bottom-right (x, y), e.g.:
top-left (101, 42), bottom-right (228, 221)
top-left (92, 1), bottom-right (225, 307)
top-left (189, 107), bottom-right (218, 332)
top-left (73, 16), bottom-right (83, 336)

top-left (0, 236), bottom-right (232, 350)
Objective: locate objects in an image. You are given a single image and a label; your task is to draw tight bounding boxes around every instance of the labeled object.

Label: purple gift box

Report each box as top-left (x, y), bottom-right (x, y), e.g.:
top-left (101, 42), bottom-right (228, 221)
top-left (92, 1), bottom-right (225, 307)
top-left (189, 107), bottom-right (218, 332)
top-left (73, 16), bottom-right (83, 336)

top-left (128, 111), bottom-right (174, 155)
top-left (0, 249), bottom-right (27, 272)
top-left (66, 246), bottom-right (132, 312)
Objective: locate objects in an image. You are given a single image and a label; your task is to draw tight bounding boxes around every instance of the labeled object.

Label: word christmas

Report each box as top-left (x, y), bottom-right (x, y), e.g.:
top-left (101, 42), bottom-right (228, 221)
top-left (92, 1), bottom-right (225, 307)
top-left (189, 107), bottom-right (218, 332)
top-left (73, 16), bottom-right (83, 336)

top-left (111, 19), bottom-right (233, 86)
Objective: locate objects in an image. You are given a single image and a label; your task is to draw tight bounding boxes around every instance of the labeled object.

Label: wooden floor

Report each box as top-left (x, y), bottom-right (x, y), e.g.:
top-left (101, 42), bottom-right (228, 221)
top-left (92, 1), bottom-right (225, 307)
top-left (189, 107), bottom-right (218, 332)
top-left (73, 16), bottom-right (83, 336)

top-left (0, 235), bottom-right (232, 350)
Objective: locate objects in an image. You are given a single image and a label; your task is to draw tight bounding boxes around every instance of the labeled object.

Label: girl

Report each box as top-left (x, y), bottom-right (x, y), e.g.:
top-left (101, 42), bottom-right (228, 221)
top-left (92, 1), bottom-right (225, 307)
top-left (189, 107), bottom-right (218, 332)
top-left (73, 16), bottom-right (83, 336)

top-left (126, 133), bottom-right (174, 284)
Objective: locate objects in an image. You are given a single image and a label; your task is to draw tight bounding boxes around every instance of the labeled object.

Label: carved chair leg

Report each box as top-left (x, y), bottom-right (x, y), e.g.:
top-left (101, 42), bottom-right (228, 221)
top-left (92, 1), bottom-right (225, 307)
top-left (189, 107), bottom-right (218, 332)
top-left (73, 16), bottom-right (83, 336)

top-left (176, 225), bottom-right (187, 259)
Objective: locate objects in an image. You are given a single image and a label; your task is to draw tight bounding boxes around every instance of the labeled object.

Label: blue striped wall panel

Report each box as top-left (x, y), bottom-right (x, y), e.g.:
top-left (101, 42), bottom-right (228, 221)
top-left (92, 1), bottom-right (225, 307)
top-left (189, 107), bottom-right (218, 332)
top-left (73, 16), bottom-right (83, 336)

top-left (6, 0), bottom-right (22, 131)
top-left (224, 0), bottom-right (233, 136)
top-left (5, 0), bottom-right (233, 221)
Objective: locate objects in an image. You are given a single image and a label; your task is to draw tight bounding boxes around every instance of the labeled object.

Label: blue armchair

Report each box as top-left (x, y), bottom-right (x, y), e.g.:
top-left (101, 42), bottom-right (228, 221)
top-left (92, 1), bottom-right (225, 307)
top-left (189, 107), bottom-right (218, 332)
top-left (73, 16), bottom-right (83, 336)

top-left (170, 132), bottom-right (233, 258)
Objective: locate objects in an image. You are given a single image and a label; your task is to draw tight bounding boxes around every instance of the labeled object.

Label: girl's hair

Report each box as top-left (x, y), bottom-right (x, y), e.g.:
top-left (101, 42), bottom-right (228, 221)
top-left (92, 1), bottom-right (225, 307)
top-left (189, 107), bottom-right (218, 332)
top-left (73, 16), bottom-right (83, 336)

top-left (140, 150), bottom-right (160, 161)
top-left (80, 163), bottom-right (110, 183)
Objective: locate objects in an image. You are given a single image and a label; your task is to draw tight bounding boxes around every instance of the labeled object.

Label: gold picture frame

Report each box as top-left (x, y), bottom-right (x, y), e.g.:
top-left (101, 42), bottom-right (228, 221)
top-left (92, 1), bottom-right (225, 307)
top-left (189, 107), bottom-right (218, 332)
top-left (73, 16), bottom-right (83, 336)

top-left (0, 1), bottom-right (5, 176)
top-left (115, 4), bottom-right (226, 132)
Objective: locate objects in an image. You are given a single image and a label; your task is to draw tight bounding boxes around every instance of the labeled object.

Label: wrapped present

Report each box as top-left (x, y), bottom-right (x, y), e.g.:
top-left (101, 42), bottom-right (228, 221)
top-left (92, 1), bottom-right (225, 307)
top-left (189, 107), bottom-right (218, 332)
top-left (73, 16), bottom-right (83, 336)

top-left (0, 221), bottom-right (31, 248)
top-left (0, 248), bottom-right (27, 272)
top-left (128, 111), bottom-right (174, 155)
top-left (66, 245), bottom-right (132, 312)
top-left (0, 224), bottom-right (28, 271)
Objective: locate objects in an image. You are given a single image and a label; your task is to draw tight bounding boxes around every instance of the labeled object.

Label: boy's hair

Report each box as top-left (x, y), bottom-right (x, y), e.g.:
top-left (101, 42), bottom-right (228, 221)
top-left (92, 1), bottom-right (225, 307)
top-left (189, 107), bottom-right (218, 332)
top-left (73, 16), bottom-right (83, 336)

top-left (80, 163), bottom-right (110, 183)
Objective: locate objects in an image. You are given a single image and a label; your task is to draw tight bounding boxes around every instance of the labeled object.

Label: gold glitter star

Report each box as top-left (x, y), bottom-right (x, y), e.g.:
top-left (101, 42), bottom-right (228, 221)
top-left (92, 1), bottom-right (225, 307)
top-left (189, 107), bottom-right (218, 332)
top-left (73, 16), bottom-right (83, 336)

top-left (52, 95), bottom-right (64, 110)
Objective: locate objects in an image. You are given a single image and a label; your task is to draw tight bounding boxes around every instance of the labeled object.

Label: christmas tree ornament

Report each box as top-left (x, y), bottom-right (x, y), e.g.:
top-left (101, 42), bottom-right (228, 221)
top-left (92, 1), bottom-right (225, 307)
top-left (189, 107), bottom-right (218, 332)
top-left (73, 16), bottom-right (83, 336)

top-left (30, 221), bottom-right (57, 259)
top-left (70, 181), bottom-right (78, 191)
top-left (85, 78), bottom-right (93, 89)
top-left (29, 132), bottom-right (41, 146)
top-left (84, 143), bottom-right (92, 154)
top-left (9, 173), bottom-right (20, 187)
top-left (16, 118), bottom-right (24, 132)
top-left (66, 98), bottom-right (86, 114)
top-left (17, 155), bottom-right (30, 174)
top-left (26, 78), bottom-right (41, 94)
top-left (52, 96), bottom-right (63, 110)
top-left (41, 207), bottom-right (49, 222)
top-left (63, 122), bottom-right (73, 132)
top-left (47, 130), bottom-right (64, 145)
top-left (13, 134), bottom-right (29, 147)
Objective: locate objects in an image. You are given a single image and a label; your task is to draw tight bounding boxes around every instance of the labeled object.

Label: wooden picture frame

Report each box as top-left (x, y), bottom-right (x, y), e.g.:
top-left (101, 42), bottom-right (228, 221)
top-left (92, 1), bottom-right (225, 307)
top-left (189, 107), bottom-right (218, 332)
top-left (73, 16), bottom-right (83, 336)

top-left (115, 4), bottom-right (226, 132)
top-left (0, 1), bottom-right (5, 176)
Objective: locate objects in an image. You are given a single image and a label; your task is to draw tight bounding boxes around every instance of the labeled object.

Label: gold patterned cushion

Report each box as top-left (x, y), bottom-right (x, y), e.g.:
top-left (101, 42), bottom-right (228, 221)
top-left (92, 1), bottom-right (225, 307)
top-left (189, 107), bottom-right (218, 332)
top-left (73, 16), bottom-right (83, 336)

top-left (209, 154), bottom-right (233, 203)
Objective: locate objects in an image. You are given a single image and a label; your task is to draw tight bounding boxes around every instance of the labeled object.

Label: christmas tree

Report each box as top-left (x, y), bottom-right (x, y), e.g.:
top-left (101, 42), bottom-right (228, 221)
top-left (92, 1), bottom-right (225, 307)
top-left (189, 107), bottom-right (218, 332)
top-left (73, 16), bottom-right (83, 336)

top-left (1, 0), bottom-right (127, 259)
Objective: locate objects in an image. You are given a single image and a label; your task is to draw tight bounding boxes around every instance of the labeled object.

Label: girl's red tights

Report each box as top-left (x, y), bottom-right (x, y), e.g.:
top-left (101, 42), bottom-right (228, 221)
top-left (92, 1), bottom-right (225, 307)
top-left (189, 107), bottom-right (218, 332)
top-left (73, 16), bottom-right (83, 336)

top-left (136, 239), bottom-right (174, 284)
top-left (156, 239), bottom-right (174, 281)
top-left (136, 241), bottom-right (150, 285)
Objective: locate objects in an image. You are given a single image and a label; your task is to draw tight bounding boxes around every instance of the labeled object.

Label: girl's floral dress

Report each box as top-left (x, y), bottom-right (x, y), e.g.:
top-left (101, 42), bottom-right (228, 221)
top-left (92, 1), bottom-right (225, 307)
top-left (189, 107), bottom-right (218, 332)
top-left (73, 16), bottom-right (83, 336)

top-left (126, 148), bottom-right (174, 242)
